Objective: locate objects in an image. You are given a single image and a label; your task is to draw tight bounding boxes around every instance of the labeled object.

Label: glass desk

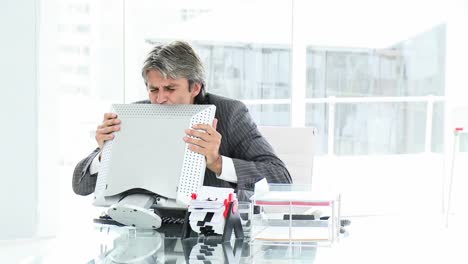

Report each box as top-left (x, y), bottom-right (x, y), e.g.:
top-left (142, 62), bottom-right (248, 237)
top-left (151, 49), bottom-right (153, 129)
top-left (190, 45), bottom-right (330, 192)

top-left (10, 215), bottom-right (468, 264)
top-left (88, 224), bottom-right (320, 263)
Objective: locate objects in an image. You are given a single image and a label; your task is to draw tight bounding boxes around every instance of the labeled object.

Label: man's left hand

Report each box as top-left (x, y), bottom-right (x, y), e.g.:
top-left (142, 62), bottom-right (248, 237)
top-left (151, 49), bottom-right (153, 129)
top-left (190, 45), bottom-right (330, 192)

top-left (183, 118), bottom-right (222, 175)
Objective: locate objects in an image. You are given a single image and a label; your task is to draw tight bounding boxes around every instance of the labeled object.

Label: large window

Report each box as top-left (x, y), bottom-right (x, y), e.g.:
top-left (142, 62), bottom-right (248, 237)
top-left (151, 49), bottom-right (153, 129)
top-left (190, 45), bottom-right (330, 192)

top-left (305, 25), bottom-right (446, 155)
top-left (52, 0), bottom-right (125, 231)
top-left (46, 0), bottom-right (454, 222)
top-left (122, 2), bottom-right (446, 157)
top-left (334, 102), bottom-right (427, 155)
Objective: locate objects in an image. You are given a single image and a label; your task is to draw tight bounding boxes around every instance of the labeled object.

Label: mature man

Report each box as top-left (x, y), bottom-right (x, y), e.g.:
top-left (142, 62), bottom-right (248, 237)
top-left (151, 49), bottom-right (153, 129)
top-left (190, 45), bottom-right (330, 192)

top-left (72, 41), bottom-right (291, 200)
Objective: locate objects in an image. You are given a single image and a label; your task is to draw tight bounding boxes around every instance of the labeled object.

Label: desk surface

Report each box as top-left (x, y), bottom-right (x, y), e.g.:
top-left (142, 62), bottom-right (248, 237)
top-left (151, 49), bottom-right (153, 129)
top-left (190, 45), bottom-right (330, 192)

top-left (3, 215), bottom-right (468, 264)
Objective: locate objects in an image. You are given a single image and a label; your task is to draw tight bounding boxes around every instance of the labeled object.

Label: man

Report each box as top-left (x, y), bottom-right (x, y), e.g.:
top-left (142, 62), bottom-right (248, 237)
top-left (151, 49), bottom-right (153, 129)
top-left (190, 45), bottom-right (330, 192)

top-left (72, 41), bottom-right (291, 200)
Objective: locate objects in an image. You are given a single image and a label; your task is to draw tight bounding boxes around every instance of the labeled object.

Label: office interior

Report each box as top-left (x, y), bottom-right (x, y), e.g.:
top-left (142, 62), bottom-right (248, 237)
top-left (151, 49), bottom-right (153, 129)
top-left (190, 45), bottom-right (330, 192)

top-left (1, 0), bottom-right (468, 263)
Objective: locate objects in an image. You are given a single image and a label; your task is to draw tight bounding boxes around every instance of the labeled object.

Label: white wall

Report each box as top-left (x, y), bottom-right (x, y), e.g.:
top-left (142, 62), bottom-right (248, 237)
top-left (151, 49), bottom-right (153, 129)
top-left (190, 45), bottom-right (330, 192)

top-left (313, 154), bottom-right (444, 216)
top-left (37, 0), bottom-right (59, 237)
top-left (0, 0), bottom-right (38, 239)
top-left (443, 0), bottom-right (468, 217)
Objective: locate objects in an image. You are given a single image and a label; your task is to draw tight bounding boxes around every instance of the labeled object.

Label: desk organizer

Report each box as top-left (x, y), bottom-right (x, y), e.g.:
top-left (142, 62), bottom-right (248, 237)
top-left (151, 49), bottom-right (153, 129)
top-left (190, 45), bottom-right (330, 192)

top-left (250, 184), bottom-right (340, 246)
top-left (182, 186), bottom-right (244, 243)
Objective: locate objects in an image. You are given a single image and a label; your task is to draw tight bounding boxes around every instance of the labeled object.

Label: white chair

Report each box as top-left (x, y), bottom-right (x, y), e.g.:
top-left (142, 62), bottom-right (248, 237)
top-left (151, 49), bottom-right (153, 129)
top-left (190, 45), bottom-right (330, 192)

top-left (257, 126), bottom-right (316, 185)
top-left (256, 126), bottom-right (317, 215)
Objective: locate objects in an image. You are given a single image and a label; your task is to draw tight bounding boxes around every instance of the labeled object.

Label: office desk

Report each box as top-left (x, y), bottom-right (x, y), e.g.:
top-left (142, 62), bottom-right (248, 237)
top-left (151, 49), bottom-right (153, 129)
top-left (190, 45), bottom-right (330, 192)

top-left (4, 215), bottom-right (468, 264)
top-left (89, 224), bottom-right (319, 263)
top-left (1, 223), bottom-right (320, 263)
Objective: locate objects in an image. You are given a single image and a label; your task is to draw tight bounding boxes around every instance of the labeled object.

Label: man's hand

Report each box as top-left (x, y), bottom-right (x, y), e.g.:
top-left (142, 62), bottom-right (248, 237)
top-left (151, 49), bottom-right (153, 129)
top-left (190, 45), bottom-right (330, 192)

top-left (184, 118), bottom-right (222, 175)
top-left (96, 113), bottom-right (121, 158)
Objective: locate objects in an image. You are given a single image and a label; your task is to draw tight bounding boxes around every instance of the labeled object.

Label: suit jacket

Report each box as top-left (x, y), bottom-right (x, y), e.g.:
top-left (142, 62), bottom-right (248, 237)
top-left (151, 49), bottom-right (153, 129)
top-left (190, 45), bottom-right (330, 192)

top-left (72, 93), bottom-right (292, 199)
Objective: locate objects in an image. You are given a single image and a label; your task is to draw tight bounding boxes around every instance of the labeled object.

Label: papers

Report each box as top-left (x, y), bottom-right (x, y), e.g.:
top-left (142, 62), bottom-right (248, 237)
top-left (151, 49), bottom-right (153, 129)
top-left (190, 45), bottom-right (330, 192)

top-left (189, 206), bottom-right (225, 235)
top-left (252, 191), bottom-right (335, 205)
top-left (188, 186), bottom-right (235, 235)
top-left (253, 226), bottom-right (330, 241)
top-left (193, 186), bottom-right (234, 202)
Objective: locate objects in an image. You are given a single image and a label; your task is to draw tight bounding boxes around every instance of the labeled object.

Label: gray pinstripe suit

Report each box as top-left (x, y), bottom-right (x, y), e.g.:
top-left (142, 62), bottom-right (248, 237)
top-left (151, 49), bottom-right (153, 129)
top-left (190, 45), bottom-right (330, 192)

top-left (72, 93), bottom-right (292, 199)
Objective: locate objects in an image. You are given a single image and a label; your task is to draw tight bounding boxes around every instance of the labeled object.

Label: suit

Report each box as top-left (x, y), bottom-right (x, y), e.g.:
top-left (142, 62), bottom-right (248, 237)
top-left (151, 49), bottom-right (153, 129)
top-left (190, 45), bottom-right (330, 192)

top-left (72, 93), bottom-right (292, 199)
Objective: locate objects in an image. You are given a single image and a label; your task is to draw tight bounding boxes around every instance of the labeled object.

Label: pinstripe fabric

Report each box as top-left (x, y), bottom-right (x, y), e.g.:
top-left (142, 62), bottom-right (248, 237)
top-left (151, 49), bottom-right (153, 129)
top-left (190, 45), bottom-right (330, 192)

top-left (72, 148), bottom-right (100, 195)
top-left (72, 93), bottom-right (292, 197)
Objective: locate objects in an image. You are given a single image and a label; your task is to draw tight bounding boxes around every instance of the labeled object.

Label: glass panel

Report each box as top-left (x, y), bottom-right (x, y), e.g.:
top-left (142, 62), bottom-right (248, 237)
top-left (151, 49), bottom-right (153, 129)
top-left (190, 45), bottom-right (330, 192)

top-left (459, 134), bottom-right (468, 152)
top-left (247, 104), bottom-right (290, 126)
top-left (325, 51), bottom-right (372, 97)
top-left (396, 24), bottom-right (446, 96)
top-left (305, 50), bottom-right (326, 98)
top-left (371, 51), bottom-right (405, 96)
top-left (195, 45), bottom-right (291, 100)
top-left (305, 103), bottom-right (328, 155)
top-left (432, 101), bottom-right (444, 153)
top-left (305, 24), bottom-right (445, 98)
top-left (334, 102), bottom-right (427, 155)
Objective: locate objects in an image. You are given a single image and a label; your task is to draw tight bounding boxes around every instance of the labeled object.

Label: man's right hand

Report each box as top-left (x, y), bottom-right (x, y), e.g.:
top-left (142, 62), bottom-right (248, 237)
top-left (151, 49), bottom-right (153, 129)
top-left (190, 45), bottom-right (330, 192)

top-left (96, 113), bottom-right (121, 154)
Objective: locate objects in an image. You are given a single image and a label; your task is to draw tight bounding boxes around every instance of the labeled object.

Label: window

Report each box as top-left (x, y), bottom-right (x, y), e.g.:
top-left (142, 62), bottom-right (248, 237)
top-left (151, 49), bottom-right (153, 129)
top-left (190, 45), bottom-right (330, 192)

top-left (305, 25), bottom-right (446, 155)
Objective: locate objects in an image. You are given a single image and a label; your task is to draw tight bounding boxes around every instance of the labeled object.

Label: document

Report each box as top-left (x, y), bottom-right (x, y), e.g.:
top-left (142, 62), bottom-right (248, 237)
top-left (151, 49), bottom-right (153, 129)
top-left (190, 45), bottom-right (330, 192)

top-left (188, 186), bottom-right (235, 235)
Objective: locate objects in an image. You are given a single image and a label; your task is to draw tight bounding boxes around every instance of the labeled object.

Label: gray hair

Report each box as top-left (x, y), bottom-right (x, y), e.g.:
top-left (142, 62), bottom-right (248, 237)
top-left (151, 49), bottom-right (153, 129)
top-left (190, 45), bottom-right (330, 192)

top-left (142, 41), bottom-right (206, 103)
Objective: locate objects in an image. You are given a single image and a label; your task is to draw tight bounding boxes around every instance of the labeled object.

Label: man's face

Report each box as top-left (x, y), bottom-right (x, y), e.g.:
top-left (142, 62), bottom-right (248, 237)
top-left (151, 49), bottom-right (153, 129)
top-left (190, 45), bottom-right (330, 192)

top-left (146, 69), bottom-right (201, 104)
